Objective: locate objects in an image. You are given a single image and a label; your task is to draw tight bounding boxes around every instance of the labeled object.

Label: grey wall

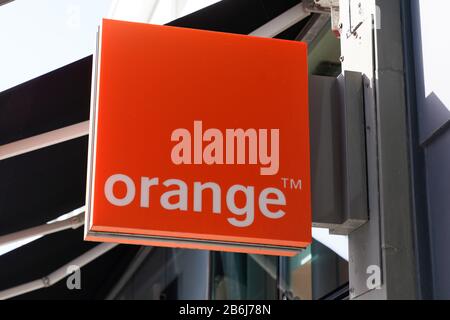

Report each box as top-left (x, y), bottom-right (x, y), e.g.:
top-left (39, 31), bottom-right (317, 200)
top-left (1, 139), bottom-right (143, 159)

top-left (412, 0), bottom-right (450, 299)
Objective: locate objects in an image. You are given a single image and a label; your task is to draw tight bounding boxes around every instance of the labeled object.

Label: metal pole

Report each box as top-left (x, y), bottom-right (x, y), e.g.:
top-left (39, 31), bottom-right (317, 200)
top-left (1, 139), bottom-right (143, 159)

top-left (0, 243), bottom-right (118, 300)
top-left (249, 3), bottom-right (311, 38)
top-left (0, 212), bottom-right (84, 247)
top-left (0, 121), bottom-right (89, 161)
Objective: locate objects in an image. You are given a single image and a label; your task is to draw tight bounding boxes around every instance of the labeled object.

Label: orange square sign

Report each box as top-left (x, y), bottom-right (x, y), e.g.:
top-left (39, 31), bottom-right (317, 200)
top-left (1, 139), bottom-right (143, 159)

top-left (85, 19), bottom-right (311, 256)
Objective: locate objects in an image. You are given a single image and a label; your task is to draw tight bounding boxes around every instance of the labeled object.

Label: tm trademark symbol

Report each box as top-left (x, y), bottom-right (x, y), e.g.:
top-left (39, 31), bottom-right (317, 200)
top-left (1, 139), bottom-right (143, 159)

top-left (281, 178), bottom-right (302, 190)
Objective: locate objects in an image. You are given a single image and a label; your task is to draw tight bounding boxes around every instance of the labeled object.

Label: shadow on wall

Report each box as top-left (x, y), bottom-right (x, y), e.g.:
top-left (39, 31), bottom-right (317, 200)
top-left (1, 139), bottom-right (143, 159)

top-left (422, 93), bottom-right (450, 145)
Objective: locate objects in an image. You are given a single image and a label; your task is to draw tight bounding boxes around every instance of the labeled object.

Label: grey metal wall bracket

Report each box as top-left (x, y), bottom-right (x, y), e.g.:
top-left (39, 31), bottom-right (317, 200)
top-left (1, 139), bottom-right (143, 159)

top-left (310, 71), bottom-right (368, 235)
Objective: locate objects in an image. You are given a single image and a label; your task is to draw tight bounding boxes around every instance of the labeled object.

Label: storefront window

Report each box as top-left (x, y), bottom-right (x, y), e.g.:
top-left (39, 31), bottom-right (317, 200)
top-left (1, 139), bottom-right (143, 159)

top-left (211, 253), bottom-right (278, 300)
top-left (114, 248), bottom-right (210, 300)
top-left (279, 246), bottom-right (312, 300)
top-left (210, 240), bottom-right (348, 300)
top-left (279, 240), bottom-right (348, 300)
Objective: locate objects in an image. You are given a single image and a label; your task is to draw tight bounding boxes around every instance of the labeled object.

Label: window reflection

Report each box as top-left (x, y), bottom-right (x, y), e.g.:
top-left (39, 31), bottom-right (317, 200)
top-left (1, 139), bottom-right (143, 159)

top-left (115, 248), bottom-right (210, 300)
top-left (279, 240), bottom-right (348, 300)
top-left (279, 246), bottom-right (312, 300)
top-left (211, 252), bottom-right (278, 300)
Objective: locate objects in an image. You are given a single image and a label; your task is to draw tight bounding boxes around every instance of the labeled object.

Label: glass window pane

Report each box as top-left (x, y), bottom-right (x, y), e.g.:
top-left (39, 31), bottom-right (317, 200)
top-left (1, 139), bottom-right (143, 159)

top-left (211, 252), bottom-right (278, 300)
top-left (115, 248), bottom-right (209, 300)
top-left (280, 240), bottom-right (349, 300)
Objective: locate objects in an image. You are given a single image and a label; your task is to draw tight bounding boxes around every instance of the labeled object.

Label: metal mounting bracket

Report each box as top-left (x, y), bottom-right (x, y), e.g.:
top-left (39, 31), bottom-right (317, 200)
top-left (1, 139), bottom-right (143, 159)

top-left (303, 0), bottom-right (341, 37)
top-left (309, 71), bottom-right (368, 235)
